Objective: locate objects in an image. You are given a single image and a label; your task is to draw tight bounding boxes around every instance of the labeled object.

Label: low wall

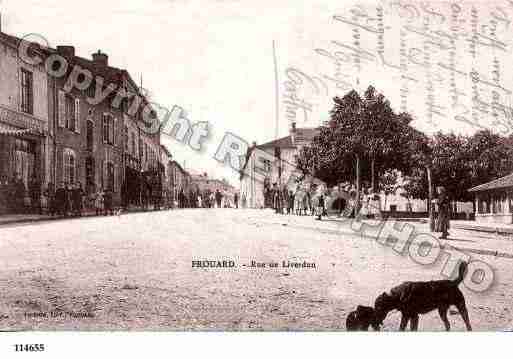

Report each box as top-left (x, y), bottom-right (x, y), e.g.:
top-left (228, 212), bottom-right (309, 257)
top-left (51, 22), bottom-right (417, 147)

top-left (475, 213), bottom-right (512, 225)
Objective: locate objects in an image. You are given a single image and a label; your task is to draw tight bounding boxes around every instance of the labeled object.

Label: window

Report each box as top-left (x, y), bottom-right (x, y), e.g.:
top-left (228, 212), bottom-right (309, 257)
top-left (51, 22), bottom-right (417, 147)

top-left (20, 69), bottom-right (33, 114)
top-left (63, 149), bottom-right (76, 185)
top-left (102, 114), bottom-right (114, 144)
top-left (87, 80), bottom-right (95, 99)
top-left (107, 162), bottom-right (114, 192)
top-left (65, 95), bottom-right (76, 131)
top-left (85, 156), bottom-right (95, 190)
top-left (86, 120), bottom-right (94, 151)
top-left (124, 126), bottom-right (129, 152)
top-left (131, 133), bottom-right (136, 156)
top-left (139, 139), bottom-right (143, 159)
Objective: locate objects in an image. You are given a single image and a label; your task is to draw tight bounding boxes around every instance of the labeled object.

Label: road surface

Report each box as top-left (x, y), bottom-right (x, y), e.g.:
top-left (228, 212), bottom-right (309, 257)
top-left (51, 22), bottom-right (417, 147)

top-left (0, 209), bottom-right (511, 331)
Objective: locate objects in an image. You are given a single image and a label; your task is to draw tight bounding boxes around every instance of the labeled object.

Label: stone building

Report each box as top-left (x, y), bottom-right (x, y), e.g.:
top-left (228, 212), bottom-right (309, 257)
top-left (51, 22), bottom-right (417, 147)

top-left (191, 172), bottom-right (236, 199)
top-left (0, 32), bottom-right (51, 213)
top-left (469, 173), bottom-right (513, 224)
top-left (44, 44), bottom-right (163, 207)
top-left (170, 160), bottom-right (190, 201)
top-left (240, 123), bottom-right (319, 208)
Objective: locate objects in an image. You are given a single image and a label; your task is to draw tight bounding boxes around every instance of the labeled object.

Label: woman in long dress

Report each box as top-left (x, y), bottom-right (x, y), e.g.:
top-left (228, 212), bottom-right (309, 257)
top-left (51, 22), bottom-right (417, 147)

top-left (94, 188), bottom-right (104, 216)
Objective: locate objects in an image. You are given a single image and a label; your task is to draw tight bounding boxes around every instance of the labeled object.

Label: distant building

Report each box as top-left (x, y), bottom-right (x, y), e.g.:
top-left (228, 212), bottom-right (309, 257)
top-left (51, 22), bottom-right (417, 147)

top-left (170, 160), bottom-right (189, 201)
top-left (240, 123), bottom-right (319, 208)
top-left (191, 172), bottom-right (235, 196)
top-left (160, 144), bottom-right (173, 206)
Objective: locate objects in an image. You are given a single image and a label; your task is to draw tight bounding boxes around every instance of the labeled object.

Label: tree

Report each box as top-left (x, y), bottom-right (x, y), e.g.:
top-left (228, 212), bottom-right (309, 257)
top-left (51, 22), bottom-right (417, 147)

top-left (297, 86), bottom-right (414, 210)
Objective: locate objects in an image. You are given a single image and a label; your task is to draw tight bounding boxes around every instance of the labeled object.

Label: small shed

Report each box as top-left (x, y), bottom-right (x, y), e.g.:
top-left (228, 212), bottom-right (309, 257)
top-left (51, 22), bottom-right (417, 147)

top-left (469, 173), bottom-right (513, 224)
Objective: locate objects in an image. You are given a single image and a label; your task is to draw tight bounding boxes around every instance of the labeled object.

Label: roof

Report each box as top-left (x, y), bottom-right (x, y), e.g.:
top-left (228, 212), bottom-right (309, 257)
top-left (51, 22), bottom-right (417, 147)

top-left (240, 127), bottom-right (320, 178)
top-left (256, 128), bottom-right (320, 150)
top-left (257, 135), bottom-right (294, 149)
top-left (171, 160), bottom-right (186, 174)
top-left (160, 144), bottom-right (172, 158)
top-left (469, 173), bottom-right (513, 192)
top-left (0, 31), bottom-right (147, 100)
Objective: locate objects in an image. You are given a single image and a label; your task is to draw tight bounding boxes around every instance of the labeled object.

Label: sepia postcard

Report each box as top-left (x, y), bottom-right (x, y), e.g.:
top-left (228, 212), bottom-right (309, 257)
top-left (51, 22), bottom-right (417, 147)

top-left (0, 0), bottom-right (512, 352)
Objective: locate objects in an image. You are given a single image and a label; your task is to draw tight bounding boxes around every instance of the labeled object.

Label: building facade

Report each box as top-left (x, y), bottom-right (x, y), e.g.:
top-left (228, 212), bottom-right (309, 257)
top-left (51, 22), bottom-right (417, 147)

top-left (170, 160), bottom-right (190, 202)
top-left (0, 33), bottom-right (51, 213)
top-left (469, 173), bottom-right (513, 224)
top-left (47, 45), bottom-right (166, 208)
top-left (240, 123), bottom-right (319, 208)
top-left (0, 30), bottom-right (173, 213)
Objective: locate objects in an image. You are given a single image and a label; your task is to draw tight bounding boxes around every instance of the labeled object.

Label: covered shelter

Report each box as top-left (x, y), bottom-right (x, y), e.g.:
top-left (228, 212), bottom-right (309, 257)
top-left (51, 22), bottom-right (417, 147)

top-left (469, 173), bottom-right (513, 224)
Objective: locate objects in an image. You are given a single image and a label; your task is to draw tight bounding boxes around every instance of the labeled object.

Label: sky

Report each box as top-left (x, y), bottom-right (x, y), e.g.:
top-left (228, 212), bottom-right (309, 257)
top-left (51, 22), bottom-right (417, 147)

top-left (2, 0), bottom-right (513, 186)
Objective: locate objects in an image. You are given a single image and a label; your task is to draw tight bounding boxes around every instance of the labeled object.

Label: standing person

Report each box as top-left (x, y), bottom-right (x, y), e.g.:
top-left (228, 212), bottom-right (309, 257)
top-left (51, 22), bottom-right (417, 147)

top-left (436, 186), bottom-right (451, 239)
top-left (75, 182), bottom-right (85, 216)
top-left (189, 189), bottom-right (195, 209)
top-left (242, 193), bottom-right (247, 208)
top-left (64, 183), bottom-right (72, 217)
top-left (94, 187), bottom-right (104, 216)
top-left (0, 176), bottom-right (7, 214)
top-left (287, 190), bottom-right (294, 215)
top-left (29, 174), bottom-right (41, 214)
top-left (272, 185), bottom-right (281, 214)
top-left (282, 188), bottom-right (289, 214)
top-left (215, 189), bottom-right (222, 208)
top-left (234, 192), bottom-right (239, 209)
top-left (209, 192), bottom-right (215, 208)
top-left (316, 193), bottom-right (325, 220)
top-left (302, 191), bottom-right (308, 216)
top-left (45, 182), bottom-right (56, 216)
top-left (54, 182), bottom-right (66, 217)
top-left (14, 175), bottom-right (26, 213)
top-left (294, 190), bottom-right (302, 215)
top-left (306, 190), bottom-right (313, 216)
top-left (104, 188), bottom-right (113, 216)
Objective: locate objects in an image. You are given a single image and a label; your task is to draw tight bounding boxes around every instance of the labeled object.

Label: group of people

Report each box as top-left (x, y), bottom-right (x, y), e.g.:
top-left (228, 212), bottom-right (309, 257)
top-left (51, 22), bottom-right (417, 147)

top-left (177, 188), bottom-right (234, 209)
top-left (45, 182), bottom-right (115, 217)
top-left (267, 184), bottom-right (326, 220)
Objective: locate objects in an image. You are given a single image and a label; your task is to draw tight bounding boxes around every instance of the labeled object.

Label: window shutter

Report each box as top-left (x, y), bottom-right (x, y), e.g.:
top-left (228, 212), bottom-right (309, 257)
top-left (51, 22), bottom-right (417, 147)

top-left (58, 90), bottom-right (66, 127)
top-left (74, 98), bottom-right (80, 133)
top-left (108, 117), bottom-right (114, 144)
top-left (113, 117), bottom-right (116, 145)
top-left (103, 160), bottom-right (107, 189)
top-left (18, 68), bottom-right (23, 111)
top-left (113, 164), bottom-right (117, 192)
top-left (62, 150), bottom-right (66, 183)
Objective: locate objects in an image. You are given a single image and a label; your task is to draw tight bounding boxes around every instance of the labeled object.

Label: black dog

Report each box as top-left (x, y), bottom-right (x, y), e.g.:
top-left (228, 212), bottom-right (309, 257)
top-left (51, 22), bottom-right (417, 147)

top-left (374, 262), bottom-right (472, 331)
top-left (346, 305), bottom-right (380, 331)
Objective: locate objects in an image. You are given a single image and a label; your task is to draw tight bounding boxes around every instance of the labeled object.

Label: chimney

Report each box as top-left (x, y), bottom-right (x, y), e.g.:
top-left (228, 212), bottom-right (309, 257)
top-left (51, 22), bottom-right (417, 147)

top-left (92, 49), bottom-right (108, 67)
top-left (56, 45), bottom-right (75, 58)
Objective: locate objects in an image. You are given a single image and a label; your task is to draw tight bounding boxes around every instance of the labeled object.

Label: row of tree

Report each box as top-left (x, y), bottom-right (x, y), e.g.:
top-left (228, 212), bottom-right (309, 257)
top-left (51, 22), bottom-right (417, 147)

top-left (296, 86), bottom-right (513, 207)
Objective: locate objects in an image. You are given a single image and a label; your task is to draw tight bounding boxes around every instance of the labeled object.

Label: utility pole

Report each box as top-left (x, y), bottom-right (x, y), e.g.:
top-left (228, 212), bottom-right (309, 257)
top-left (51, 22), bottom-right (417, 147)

top-left (272, 40), bottom-right (279, 140)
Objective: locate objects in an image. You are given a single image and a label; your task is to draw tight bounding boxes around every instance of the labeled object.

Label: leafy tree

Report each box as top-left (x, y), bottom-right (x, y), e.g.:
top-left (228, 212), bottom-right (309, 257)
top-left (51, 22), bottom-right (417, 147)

top-left (297, 86), bottom-right (414, 206)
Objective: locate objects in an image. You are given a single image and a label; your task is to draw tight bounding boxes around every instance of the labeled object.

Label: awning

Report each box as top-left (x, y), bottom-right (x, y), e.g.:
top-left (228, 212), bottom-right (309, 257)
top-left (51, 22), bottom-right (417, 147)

top-left (0, 122), bottom-right (38, 137)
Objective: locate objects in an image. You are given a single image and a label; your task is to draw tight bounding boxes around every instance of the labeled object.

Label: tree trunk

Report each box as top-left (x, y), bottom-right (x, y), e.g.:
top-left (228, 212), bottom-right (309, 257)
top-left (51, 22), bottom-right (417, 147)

top-left (427, 166), bottom-right (434, 232)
